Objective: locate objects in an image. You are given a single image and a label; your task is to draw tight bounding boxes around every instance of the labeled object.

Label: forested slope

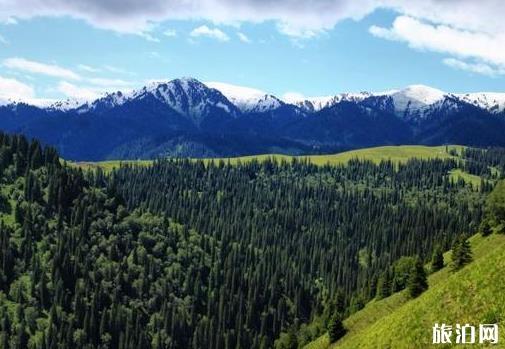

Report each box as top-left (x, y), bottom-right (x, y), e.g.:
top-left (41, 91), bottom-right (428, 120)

top-left (305, 232), bottom-right (505, 349)
top-left (0, 132), bottom-right (503, 348)
top-left (305, 180), bottom-right (505, 349)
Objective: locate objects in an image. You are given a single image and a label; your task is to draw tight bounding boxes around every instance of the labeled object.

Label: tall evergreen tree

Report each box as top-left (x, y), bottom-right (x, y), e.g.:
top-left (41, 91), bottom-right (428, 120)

top-left (431, 247), bottom-right (444, 273)
top-left (407, 258), bottom-right (428, 298)
top-left (327, 313), bottom-right (346, 343)
top-left (451, 237), bottom-right (473, 271)
top-left (479, 218), bottom-right (493, 237)
top-left (376, 270), bottom-right (392, 300)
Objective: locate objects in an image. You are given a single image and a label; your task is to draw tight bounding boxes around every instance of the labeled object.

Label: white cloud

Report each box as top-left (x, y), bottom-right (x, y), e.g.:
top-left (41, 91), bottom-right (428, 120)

top-left (0, 17), bottom-right (17, 25)
top-left (443, 58), bottom-right (505, 77)
top-left (0, 0), bottom-right (503, 42)
top-left (103, 65), bottom-right (133, 76)
top-left (0, 0), bottom-right (376, 38)
top-left (57, 81), bottom-right (101, 101)
top-left (190, 25), bottom-right (230, 42)
top-left (369, 25), bottom-right (398, 41)
top-left (276, 22), bottom-right (319, 39)
top-left (0, 0), bottom-right (503, 73)
top-left (282, 92), bottom-right (306, 103)
top-left (0, 58), bottom-right (137, 104)
top-left (139, 32), bottom-right (160, 42)
top-left (77, 64), bottom-right (100, 73)
top-left (369, 15), bottom-right (505, 76)
top-left (87, 77), bottom-right (133, 87)
top-left (163, 29), bottom-right (177, 37)
top-left (237, 32), bottom-right (251, 43)
top-left (3, 57), bottom-right (81, 80)
top-left (369, 16), bottom-right (505, 67)
top-left (0, 75), bottom-right (34, 101)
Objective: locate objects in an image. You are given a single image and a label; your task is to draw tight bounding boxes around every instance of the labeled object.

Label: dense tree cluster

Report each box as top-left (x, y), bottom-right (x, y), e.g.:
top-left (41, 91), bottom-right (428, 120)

top-left (483, 180), bottom-right (505, 234)
top-left (431, 248), bottom-right (444, 272)
top-left (407, 258), bottom-right (428, 298)
top-left (327, 313), bottom-right (346, 343)
top-left (461, 148), bottom-right (505, 179)
top-left (0, 132), bottom-right (503, 349)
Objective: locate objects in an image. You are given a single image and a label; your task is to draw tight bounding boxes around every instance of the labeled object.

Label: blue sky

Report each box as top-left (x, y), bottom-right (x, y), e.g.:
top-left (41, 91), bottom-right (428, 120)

top-left (0, 0), bottom-right (504, 103)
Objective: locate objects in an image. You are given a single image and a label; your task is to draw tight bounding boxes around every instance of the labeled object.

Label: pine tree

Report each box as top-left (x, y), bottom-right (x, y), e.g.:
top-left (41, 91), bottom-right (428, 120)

top-left (479, 218), bottom-right (493, 237)
top-left (407, 258), bottom-right (428, 298)
top-left (431, 247), bottom-right (444, 272)
top-left (451, 237), bottom-right (473, 271)
top-left (327, 313), bottom-right (346, 343)
top-left (376, 270), bottom-right (392, 299)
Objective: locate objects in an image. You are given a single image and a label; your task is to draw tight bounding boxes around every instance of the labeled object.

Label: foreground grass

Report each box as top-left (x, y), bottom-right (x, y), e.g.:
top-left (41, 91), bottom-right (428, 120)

top-left (305, 233), bottom-right (505, 349)
top-left (70, 145), bottom-right (463, 172)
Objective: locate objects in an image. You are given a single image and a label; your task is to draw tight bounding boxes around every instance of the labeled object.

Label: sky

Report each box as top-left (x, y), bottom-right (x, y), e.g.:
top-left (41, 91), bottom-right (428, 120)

top-left (0, 0), bottom-right (504, 104)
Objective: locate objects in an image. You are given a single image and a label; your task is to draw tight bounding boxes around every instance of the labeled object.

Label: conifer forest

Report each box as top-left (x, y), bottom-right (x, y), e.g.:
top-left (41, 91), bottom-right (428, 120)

top-left (0, 132), bottom-right (504, 348)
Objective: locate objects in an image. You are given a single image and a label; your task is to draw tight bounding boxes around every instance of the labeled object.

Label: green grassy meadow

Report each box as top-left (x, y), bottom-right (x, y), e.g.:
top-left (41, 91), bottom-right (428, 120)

top-left (70, 145), bottom-right (464, 171)
top-left (305, 233), bottom-right (505, 349)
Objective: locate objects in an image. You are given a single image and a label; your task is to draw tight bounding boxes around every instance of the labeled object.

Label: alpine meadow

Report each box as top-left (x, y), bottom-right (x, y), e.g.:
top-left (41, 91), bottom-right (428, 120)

top-left (1, 0), bottom-right (505, 348)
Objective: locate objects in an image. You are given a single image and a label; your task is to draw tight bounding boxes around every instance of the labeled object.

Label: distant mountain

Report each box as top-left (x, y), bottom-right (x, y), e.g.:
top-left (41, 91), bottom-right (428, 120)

top-left (206, 82), bottom-right (284, 113)
top-left (0, 78), bottom-right (504, 160)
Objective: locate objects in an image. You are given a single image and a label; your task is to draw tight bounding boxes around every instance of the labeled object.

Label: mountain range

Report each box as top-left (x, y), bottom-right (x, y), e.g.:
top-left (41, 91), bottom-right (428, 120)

top-left (1, 78), bottom-right (504, 160)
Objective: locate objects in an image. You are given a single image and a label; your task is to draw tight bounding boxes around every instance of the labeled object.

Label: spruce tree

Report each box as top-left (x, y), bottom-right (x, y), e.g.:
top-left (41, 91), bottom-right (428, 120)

top-left (407, 258), bottom-right (428, 298)
top-left (376, 270), bottom-right (392, 299)
top-left (451, 237), bottom-right (473, 271)
top-left (480, 219), bottom-right (493, 237)
top-left (431, 247), bottom-right (444, 272)
top-left (327, 313), bottom-right (346, 343)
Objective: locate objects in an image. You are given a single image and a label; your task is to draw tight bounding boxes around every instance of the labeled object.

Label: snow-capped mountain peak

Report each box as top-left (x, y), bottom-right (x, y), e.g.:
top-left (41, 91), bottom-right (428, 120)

top-left (206, 82), bottom-right (282, 113)
top-left (3, 78), bottom-right (504, 120)
top-left (82, 78), bottom-right (239, 122)
top-left (49, 99), bottom-right (88, 112)
top-left (456, 92), bottom-right (505, 113)
top-left (386, 85), bottom-right (446, 113)
top-left (284, 92), bottom-right (372, 112)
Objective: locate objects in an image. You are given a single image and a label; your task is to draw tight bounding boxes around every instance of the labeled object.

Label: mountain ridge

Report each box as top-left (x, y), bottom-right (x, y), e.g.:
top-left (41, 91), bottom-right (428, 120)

top-left (0, 78), bottom-right (504, 161)
top-left (3, 79), bottom-right (505, 115)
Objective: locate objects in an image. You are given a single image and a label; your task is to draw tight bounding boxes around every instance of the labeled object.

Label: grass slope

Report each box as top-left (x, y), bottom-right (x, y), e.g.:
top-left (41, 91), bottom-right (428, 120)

top-left (449, 169), bottom-right (483, 189)
top-left (71, 145), bottom-right (463, 171)
top-left (305, 233), bottom-right (505, 349)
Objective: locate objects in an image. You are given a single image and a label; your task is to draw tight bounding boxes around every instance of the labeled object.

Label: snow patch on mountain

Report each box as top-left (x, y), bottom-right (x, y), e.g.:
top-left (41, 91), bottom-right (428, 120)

top-left (3, 78), bottom-right (504, 119)
top-left (456, 92), bottom-right (505, 113)
top-left (285, 92), bottom-right (372, 112)
top-left (80, 78), bottom-right (237, 122)
top-left (206, 82), bottom-right (282, 113)
top-left (386, 85), bottom-right (446, 114)
top-left (0, 98), bottom-right (11, 107)
top-left (48, 99), bottom-right (87, 112)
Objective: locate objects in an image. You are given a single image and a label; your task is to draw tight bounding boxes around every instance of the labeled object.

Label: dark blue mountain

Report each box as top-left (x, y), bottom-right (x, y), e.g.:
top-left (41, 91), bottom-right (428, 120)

top-left (0, 78), bottom-right (504, 160)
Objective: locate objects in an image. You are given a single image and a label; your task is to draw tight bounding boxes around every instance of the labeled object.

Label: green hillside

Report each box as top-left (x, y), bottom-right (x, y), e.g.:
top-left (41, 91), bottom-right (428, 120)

top-left (72, 145), bottom-right (463, 171)
top-left (305, 232), bottom-right (505, 349)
